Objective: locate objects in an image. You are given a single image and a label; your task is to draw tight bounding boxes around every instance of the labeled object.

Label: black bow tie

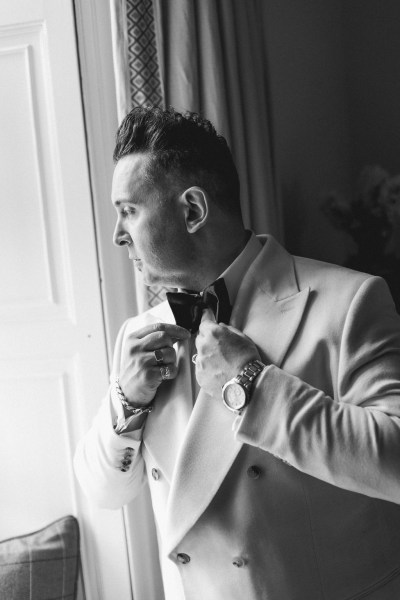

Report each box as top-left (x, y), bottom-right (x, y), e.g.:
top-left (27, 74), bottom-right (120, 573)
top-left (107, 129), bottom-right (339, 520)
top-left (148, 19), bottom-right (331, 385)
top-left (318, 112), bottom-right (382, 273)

top-left (166, 278), bottom-right (232, 334)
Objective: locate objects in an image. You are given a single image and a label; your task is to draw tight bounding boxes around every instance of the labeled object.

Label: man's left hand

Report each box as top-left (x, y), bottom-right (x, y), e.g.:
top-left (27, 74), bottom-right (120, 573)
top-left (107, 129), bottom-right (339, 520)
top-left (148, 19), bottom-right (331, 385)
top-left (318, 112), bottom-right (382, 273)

top-left (195, 309), bottom-right (261, 398)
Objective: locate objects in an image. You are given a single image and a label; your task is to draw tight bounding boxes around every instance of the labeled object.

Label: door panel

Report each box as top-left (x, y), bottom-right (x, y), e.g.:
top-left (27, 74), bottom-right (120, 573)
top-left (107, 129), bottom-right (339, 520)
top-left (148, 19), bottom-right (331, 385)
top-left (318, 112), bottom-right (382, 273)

top-left (0, 1), bottom-right (132, 598)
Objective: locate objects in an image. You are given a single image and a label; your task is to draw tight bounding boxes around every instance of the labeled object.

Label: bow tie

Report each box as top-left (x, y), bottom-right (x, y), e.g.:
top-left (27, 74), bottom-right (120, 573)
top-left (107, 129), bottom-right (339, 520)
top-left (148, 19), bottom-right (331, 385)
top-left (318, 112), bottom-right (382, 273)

top-left (166, 278), bottom-right (232, 334)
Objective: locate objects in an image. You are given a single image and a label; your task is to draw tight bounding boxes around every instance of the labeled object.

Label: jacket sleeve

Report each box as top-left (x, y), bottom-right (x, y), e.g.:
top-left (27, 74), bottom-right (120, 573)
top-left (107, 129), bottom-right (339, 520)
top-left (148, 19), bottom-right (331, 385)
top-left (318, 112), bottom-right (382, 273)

top-left (74, 319), bottom-right (147, 509)
top-left (235, 276), bottom-right (400, 504)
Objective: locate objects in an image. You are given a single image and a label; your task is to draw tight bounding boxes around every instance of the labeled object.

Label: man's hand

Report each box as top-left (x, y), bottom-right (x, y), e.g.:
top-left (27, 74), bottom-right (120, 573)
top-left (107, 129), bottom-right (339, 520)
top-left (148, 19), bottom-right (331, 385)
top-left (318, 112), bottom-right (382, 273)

top-left (195, 309), bottom-right (261, 398)
top-left (118, 323), bottom-right (191, 406)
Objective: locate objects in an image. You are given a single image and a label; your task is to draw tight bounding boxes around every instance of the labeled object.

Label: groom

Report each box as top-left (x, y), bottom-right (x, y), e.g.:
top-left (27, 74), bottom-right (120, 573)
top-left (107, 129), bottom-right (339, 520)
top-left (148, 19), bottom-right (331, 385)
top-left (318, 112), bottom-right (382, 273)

top-left (75, 106), bottom-right (400, 600)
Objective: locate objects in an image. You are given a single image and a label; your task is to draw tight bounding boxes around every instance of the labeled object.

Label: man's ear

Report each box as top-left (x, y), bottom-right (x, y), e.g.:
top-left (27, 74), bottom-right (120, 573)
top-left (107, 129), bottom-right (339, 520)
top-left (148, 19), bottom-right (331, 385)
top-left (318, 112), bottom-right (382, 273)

top-left (180, 186), bottom-right (209, 233)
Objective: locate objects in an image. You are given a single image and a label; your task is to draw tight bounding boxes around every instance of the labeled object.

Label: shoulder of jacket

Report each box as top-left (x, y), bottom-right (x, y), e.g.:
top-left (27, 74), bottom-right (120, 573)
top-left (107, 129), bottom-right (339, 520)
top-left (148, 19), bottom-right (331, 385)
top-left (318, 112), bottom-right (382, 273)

top-left (293, 255), bottom-right (373, 291)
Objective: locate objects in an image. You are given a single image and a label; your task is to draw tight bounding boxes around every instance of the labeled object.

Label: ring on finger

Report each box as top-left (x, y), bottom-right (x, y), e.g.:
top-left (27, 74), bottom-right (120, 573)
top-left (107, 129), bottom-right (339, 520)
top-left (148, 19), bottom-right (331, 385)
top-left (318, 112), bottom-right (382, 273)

top-left (192, 353), bottom-right (198, 364)
top-left (160, 366), bottom-right (171, 380)
top-left (154, 349), bottom-right (164, 365)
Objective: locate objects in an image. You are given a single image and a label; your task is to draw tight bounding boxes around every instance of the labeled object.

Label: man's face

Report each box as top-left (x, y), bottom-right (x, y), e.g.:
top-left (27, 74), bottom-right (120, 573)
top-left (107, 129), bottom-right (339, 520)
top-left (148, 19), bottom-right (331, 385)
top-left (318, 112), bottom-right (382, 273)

top-left (112, 153), bottom-right (191, 287)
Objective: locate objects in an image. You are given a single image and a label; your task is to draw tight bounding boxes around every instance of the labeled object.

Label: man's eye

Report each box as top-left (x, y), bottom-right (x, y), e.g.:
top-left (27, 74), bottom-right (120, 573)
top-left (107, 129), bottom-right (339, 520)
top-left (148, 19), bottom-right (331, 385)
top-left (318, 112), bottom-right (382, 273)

top-left (121, 206), bottom-right (135, 217)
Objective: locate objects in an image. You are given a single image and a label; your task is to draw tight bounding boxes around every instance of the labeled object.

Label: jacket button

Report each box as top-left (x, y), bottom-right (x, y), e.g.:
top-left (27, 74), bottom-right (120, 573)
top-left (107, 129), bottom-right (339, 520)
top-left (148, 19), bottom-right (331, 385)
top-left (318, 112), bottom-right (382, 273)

top-left (247, 465), bottom-right (261, 479)
top-left (177, 553), bottom-right (191, 564)
top-left (122, 459), bottom-right (131, 467)
top-left (232, 556), bottom-right (246, 568)
top-left (151, 468), bottom-right (160, 480)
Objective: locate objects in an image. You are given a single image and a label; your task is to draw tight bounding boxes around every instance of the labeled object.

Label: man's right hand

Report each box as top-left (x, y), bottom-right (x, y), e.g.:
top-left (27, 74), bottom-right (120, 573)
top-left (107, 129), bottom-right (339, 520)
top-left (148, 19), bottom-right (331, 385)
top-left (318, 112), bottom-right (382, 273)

top-left (118, 323), bottom-right (191, 407)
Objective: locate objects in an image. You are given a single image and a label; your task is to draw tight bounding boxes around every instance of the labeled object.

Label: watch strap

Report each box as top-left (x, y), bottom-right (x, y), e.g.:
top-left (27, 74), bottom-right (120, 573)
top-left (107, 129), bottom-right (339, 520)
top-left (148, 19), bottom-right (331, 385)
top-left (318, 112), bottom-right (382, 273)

top-left (222, 359), bottom-right (265, 415)
top-left (235, 359), bottom-right (265, 393)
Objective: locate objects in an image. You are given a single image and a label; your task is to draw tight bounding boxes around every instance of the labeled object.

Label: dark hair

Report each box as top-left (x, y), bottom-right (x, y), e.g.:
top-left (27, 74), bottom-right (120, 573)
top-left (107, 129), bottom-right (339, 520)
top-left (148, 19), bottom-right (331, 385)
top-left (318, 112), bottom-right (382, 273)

top-left (113, 106), bottom-right (241, 216)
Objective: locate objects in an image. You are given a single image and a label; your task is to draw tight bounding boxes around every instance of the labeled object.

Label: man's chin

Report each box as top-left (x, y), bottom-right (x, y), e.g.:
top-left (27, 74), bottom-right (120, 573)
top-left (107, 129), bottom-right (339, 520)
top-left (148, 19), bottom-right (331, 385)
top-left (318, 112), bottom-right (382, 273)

top-left (136, 264), bottom-right (182, 289)
top-left (140, 269), bottom-right (168, 288)
top-left (142, 273), bottom-right (178, 290)
top-left (135, 261), bottom-right (157, 284)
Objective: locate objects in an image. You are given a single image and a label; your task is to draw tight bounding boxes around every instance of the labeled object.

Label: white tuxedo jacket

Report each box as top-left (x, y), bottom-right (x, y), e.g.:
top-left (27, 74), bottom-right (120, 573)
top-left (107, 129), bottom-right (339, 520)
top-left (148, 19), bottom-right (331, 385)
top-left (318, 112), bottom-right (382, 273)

top-left (75, 235), bottom-right (400, 600)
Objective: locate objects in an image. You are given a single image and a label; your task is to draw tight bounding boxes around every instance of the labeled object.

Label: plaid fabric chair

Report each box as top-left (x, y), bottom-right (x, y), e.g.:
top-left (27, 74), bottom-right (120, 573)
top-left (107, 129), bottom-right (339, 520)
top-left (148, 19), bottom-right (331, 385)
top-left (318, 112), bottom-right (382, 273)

top-left (0, 515), bottom-right (80, 599)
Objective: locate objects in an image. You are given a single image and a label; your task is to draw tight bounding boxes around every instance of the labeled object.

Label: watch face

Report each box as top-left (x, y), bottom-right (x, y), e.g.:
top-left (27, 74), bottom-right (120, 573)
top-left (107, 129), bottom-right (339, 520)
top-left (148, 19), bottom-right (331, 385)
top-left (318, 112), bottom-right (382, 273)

top-left (224, 382), bottom-right (247, 410)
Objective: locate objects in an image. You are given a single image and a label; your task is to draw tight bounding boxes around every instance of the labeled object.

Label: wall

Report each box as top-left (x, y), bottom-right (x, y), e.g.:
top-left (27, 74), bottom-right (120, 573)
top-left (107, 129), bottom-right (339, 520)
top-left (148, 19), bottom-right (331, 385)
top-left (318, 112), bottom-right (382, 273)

top-left (263, 0), bottom-right (400, 265)
top-left (343, 0), bottom-right (400, 181)
top-left (264, 0), bottom-right (352, 264)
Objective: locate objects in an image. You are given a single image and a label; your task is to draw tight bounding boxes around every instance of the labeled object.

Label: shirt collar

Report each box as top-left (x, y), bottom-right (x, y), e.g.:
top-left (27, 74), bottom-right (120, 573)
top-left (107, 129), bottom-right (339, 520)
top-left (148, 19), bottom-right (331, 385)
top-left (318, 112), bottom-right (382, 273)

top-left (178, 231), bottom-right (262, 304)
top-left (217, 230), bottom-right (262, 306)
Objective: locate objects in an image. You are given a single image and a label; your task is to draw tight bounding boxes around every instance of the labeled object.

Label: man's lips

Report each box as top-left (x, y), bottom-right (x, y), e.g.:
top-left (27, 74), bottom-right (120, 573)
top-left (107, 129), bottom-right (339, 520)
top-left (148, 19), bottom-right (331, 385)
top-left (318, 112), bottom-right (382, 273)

top-left (132, 258), bottom-right (142, 268)
top-left (128, 249), bottom-right (142, 265)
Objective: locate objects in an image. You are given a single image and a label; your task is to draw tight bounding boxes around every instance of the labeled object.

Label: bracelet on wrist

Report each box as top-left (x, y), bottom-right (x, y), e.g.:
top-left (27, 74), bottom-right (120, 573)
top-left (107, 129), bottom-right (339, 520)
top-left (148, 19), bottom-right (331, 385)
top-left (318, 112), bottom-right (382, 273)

top-left (115, 378), bottom-right (153, 416)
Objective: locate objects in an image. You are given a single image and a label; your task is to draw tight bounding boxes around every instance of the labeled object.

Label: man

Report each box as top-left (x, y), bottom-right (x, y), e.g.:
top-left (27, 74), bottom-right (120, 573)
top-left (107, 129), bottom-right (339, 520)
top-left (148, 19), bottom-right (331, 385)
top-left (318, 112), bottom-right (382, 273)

top-left (74, 106), bottom-right (400, 600)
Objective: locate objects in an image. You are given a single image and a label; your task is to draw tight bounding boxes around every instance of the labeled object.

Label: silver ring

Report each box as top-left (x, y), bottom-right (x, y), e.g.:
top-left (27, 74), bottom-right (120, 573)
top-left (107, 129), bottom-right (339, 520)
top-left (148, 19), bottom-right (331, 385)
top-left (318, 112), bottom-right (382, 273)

top-left (160, 366), bottom-right (171, 380)
top-left (192, 354), bottom-right (198, 364)
top-left (154, 349), bottom-right (164, 365)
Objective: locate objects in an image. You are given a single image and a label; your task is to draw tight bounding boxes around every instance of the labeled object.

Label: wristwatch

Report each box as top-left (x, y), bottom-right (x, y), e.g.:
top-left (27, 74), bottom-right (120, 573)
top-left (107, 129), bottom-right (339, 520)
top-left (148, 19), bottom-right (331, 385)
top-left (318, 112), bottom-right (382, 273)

top-left (222, 359), bottom-right (265, 414)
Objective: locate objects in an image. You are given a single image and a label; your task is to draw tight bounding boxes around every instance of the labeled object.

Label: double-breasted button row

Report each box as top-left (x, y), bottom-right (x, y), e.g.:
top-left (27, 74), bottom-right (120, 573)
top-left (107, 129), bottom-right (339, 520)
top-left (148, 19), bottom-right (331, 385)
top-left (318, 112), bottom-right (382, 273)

top-left (232, 556), bottom-right (247, 568)
top-left (247, 465), bottom-right (262, 479)
top-left (120, 447), bottom-right (134, 472)
top-left (177, 553), bottom-right (191, 564)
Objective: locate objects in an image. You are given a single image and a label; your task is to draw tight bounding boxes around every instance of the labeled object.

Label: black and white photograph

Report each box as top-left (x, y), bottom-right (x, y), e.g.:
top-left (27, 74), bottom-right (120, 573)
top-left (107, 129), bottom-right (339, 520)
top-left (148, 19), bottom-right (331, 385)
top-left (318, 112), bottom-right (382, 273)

top-left (1, 1), bottom-right (400, 599)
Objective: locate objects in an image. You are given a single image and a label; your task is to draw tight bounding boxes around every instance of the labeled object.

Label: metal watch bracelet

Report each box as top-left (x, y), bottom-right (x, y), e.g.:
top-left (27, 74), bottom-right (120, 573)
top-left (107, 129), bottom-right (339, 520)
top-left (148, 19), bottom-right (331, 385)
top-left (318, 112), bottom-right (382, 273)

top-left (237, 359), bottom-right (265, 392)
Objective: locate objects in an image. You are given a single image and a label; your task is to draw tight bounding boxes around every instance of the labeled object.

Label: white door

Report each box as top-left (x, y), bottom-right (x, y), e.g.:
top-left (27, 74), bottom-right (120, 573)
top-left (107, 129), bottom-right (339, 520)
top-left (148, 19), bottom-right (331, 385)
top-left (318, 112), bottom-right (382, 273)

top-left (0, 1), bottom-right (132, 597)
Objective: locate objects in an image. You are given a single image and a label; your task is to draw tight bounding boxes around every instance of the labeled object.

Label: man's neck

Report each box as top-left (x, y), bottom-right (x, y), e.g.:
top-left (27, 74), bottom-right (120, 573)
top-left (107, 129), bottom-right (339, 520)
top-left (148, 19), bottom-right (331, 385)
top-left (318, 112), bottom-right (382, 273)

top-left (194, 229), bottom-right (251, 291)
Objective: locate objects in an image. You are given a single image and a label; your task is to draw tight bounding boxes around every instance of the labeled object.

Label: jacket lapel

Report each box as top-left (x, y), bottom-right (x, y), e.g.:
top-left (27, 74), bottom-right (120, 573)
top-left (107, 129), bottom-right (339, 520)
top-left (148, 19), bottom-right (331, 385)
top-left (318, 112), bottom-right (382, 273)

top-left (131, 301), bottom-right (193, 484)
top-left (164, 236), bottom-right (310, 554)
top-left (232, 235), bottom-right (310, 366)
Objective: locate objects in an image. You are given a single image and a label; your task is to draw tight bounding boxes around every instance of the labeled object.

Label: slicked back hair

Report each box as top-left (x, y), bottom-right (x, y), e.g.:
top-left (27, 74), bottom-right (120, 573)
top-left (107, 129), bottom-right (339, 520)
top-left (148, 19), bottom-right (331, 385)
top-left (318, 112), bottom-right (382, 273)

top-left (113, 106), bottom-right (242, 217)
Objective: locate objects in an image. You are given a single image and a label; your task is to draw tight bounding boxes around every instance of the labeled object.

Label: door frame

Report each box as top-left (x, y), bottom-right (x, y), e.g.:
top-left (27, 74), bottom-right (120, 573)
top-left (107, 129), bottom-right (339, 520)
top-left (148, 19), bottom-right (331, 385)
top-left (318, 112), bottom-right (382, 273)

top-left (73, 1), bottom-right (164, 598)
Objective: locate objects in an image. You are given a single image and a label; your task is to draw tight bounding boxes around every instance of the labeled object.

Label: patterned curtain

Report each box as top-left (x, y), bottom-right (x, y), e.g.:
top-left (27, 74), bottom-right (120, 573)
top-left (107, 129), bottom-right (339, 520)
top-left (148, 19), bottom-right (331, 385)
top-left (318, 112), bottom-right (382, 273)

top-left (111, 0), bottom-right (169, 310)
top-left (126, 0), bottom-right (163, 107)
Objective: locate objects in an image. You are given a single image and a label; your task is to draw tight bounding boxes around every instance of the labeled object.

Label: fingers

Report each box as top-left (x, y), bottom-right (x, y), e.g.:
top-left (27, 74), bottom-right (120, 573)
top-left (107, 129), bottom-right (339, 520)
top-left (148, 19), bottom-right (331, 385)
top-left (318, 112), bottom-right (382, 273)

top-left (119, 324), bottom-right (186, 404)
top-left (201, 307), bottom-right (216, 323)
top-left (130, 346), bottom-right (176, 373)
top-left (158, 363), bottom-right (178, 381)
top-left (134, 323), bottom-right (191, 341)
top-left (151, 346), bottom-right (175, 366)
top-left (142, 331), bottom-right (176, 350)
top-left (198, 311), bottom-right (220, 339)
top-left (142, 363), bottom-right (178, 382)
top-left (124, 323), bottom-right (190, 361)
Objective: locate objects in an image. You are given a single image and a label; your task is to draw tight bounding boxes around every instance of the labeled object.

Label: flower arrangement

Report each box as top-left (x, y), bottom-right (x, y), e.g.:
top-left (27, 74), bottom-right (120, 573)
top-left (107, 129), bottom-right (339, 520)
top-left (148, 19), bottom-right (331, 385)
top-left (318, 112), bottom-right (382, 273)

top-left (321, 165), bottom-right (400, 311)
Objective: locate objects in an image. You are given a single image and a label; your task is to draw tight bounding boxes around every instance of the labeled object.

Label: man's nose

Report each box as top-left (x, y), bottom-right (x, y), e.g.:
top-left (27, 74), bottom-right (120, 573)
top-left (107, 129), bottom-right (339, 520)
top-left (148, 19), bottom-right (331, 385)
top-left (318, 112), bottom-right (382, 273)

top-left (113, 222), bottom-right (131, 247)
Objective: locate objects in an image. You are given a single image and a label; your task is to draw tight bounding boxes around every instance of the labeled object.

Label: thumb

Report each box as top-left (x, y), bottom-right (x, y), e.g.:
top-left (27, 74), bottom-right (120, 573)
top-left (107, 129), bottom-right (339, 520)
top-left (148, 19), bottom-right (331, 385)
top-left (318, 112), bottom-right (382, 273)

top-left (201, 307), bottom-right (216, 323)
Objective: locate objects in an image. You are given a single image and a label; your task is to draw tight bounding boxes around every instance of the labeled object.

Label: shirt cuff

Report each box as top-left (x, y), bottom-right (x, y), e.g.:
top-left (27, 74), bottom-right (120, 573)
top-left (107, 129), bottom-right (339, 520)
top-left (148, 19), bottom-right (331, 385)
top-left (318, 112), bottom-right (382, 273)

top-left (110, 383), bottom-right (147, 437)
